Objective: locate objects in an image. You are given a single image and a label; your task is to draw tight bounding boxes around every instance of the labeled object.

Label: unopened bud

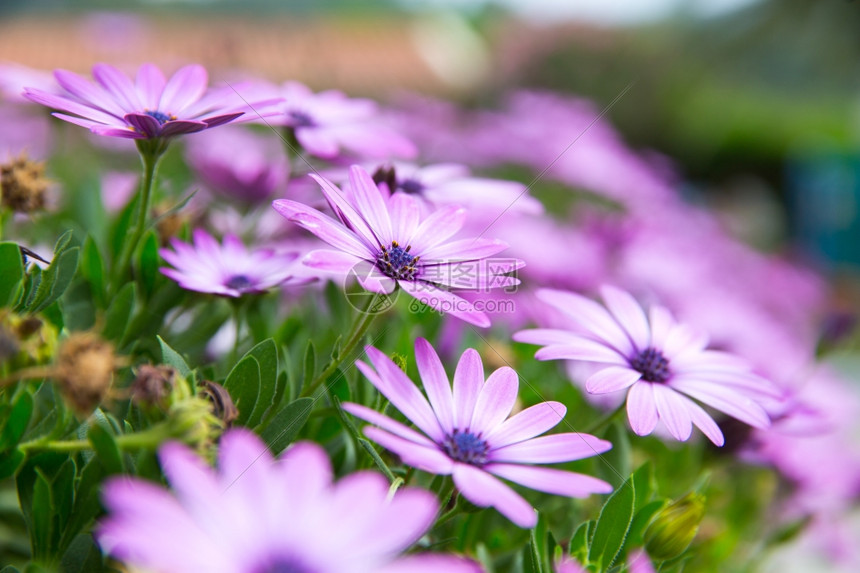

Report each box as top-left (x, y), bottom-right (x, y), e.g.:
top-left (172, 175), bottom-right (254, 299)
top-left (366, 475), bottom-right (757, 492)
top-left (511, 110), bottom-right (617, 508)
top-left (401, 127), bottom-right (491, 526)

top-left (167, 396), bottom-right (222, 455)
top-left (55, 332), bottom-right (117, 415)
top-left (197, 379), bottom-right (238, 427)
top-left (1, 154), bottom-right (48, 213)
top-left (644, 493), bottom-right (706, 561)
top-left (130, 364), bottom-right (176, 406)
top-left (152, 202), bottom-right (187, 245)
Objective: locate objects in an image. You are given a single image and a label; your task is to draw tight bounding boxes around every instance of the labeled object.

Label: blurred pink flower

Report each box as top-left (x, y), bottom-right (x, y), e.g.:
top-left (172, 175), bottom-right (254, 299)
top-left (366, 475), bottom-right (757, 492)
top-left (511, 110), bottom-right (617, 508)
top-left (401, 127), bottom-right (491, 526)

top-left (98, 430), bottom-right (480, 573)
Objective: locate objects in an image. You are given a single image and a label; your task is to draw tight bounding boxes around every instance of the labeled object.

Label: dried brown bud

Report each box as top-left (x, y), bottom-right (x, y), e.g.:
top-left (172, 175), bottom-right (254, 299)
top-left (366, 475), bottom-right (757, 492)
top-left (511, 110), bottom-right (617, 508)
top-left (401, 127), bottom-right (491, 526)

top-left (15, 317), bottom-right (43, 339)
top-left (55, 332), bottom-right (117, 415)
top-left (0, 325), bottom-right (18, 362)
top-left (197, 379), bottom-right (238, 427)
top-left (152, 202), bottom-right (187, 246)
top-left (1, 154), bottom-right (48, 213)
top-left (130, 364), bottom-right (176, 406)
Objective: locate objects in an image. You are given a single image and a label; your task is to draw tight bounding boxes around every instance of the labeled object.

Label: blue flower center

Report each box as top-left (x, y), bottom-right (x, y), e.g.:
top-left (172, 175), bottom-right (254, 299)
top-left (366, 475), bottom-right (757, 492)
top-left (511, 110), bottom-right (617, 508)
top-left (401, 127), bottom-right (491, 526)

top-left (253, 557), bottom-right (316, 573)
top-left (442, 429), bottom-right (489, 465)
top-left (287, 110), bottom-right (315, 128)
top-left (144, 110), bottom-right (174, 125)
top-left (225, 274), bottom-right (254, 291)
top-left (398, 178), bottom-right (425, 195)
top-left (376, 241), bottom-right (418, 281)
top-left (630, 347), bottom-right (670, 383)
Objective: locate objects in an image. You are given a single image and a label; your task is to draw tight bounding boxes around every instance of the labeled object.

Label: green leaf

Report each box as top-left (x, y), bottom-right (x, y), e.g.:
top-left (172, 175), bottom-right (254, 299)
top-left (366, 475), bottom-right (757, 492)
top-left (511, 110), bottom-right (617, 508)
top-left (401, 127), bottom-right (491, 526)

top-left (260, 397), bottom-right (313, 454)
top-left (60, 533), bottom-right (105, 573)
top-left (599, 421), bottom-right (631, 488)
top-left (632, 462), bottom-right (655, 512)
top-left (588, 475), bottom-right (635, 571)
top-left (530, 511), bottom-right (550, 573)
top-left (1, 566), bottom-right (22, 573)
top-left (32, 469), bottom-right (54, 561)
top-left (110, 194), bottom-right (138, 259)
top-left (138, 231), bottom-right (159, 297)
top-left (53, 459), bottom-right (76, 537)
top-left (15, 264), bottom-right (40, 312)
top-left (245, 339), bottom-right (278, 428)
top-left (102, 282), bottom-right (136, 342)
top-left (60, 458), bottom-right (106, 552)
top-left (570, 520), bottom-right (594, 565)
top-left (81, 236), bottom-right (105, 308)
top-left (147, 189), bottom-right (197, 232)
top-left (0, 391), bottom-right (33, 451)
top-left (0, 448), bottom-right (25, 479)
top-left (28, 246), bottom-right (80, 313)
top-left (0, 241), bottom-right (24, 307)
top-left (224, 355), bottom-right (262, 426)
top-left (87, 423), bottom-right (124, 474)
top-left (301, 340), bottom-right (315, 398)
top-left (627, 499), bottom-right (665, 549)
top-left (158, 336), bottom-right (192, 379)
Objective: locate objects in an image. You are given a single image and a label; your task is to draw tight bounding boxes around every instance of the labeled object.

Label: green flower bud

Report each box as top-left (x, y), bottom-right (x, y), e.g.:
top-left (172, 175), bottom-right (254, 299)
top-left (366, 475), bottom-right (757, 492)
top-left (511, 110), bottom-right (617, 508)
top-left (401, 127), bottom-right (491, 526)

top-left (644, 493), bottom-right (706, 561)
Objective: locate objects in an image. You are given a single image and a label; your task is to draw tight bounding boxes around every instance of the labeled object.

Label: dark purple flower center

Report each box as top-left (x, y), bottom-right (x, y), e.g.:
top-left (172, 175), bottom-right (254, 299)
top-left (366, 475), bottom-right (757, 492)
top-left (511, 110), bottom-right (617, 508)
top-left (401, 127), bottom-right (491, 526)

top-left (376, 241), bottom-right (418, 281)
top-left (225, 274), bottom-right (254, 291)
top-left (144, 110), bottom-right (174, 125)
top-left (442, 429), bottom-right (489, 465)
top-left (397, 178), bottom-right (425, 195)
top-left (287, 110), bottom-right (315, 128)
top-left (252, 556), bottom-right (316, 573)
top-left (630, 347), bottom-right (671, 383)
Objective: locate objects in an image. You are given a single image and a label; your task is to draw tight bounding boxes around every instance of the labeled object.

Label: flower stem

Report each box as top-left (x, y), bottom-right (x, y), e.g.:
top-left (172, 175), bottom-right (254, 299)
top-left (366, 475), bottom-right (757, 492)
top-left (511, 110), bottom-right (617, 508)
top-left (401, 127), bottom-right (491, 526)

top-left (303, 295), bottom-right (381, 396)
top-left (584, 401), bottom-right (627, 435)
top-left (112, 139), bottom-right (167, 293)
top-left (18, 422), bottom-right (171, 454)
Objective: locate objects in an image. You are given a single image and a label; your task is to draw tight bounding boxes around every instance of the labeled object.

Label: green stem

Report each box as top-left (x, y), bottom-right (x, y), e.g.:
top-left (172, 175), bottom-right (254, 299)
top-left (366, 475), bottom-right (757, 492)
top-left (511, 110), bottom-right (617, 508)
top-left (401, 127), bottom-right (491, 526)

top-left (231, 300), bottom-right (243, 365)
top-left (303, 295), bottom-right (381, 396)
top-left (19, 423), bottom-right (171, 454)
top-left (112, 139), bottom-right (167, 293)
top-left (584, 401), bottom-right (627, 435)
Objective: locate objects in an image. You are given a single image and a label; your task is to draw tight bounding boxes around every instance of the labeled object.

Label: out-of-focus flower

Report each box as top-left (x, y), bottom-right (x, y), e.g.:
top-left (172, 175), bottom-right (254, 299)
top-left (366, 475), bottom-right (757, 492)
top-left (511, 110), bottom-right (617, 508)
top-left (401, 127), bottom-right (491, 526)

top-left (368, 162), bottom-right (543, 216)
top-left (1, 153), bottom-right (48, 213)
top-left (273, 165), bottom-right (522, 327)
top-left (159, 229), bottom-right (299, 297)
top-left (0, 63), bottom-right (57, 103)
top-left (555, 557), bottom-right (587, 573)
top-left (185, 125), bottom-right (288, 204)
top-left (100, 171), bottom-right (138, 213)
top-left (254, 80), bottom-right (416, 159)
top-left (344, 339), bottom-right (613, 528)
top-left (515, 286), bottom-right (778, 446)
top-left (98, 429), bottom-right (480, 573)
top-left (24, 63), bottom-right (254, 140)
top-left (0, 104), bottom-right (53, 159)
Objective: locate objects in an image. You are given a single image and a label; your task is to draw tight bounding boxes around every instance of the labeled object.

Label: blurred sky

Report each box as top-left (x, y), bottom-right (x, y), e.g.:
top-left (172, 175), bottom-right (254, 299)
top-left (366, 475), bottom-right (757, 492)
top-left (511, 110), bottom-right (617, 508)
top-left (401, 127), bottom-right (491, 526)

top-left (398, 0), bottom-right (762, 24)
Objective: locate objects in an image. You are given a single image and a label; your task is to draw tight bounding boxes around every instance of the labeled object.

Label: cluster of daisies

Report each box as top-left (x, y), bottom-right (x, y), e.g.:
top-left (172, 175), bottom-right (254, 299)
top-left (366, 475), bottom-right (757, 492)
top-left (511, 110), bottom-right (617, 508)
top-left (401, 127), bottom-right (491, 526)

top-left (2, 60), bottom-right (857, 572)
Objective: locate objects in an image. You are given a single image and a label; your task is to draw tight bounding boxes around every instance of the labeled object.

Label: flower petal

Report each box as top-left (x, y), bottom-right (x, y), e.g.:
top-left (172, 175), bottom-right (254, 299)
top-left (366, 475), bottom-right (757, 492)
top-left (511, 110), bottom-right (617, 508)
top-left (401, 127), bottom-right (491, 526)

top-left (400, 282), bottom-right (491, 328)
top-left (490, 433), bottom-right (612, 464)
top-left (451, 348), bottom-right (484, 431)
top-left (272, 199), bottom-right (371, 258)
top-left (343, 402), bottom-right (438, 447)
top-left (414, 337), bottom-right (454, 434)
top-left (485, 401), bottom-right (566, 448)
top-left (348, 165), bottom-right (392, 245)
top-left (486, 464), bottom-right (613, 497)
top-left (626, 382), bottom-right (658, 436)
top-left (160, 64), bottom-right (208, 113)
top-left (453, 463), bottom-right (536, 528)
top-left (652, 385), bottom-right (693, 441)
top-left (600, 285), bottom-right (651, 350)
top-left (470, 367), bottom-right (518, 436)
top-left (363, 427), bottom-right (454, 474)
top-left (585, 366), bottom-right (642, 395)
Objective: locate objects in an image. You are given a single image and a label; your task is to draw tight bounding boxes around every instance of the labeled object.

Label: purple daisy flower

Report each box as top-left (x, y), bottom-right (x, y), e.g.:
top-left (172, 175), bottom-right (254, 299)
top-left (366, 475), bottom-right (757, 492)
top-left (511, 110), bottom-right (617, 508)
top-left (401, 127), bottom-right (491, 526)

top-left (343, 339), bottom-right (613, 528)
top-left (23, 63), bottom-right (251, 139)
top-left (515, 286), bottom-right (780, 446)
top-left (97, 429), bottom-right (480, 573)
top-left (254, 80), bottom-right (416, 159)
top-left (272, 165), bottom-right (523, 327)
top-left (159, 229), bottom-right (299, 297)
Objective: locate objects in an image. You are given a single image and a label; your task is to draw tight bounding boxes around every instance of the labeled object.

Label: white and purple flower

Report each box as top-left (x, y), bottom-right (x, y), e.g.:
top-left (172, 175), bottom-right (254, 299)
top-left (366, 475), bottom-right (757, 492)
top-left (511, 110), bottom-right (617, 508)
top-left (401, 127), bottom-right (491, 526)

top-left (23, 63), bottom-right (254, 139)
top-left (273, 165), bottom-right (522, 327)
top-left (515, 286), bottom-right (780, 446)
top-left (159, 229), bottom-right (299, 297)
top-left (344, 339), bottom-right (613, 528)
top-left (97, 429), bottom-right (480, 573)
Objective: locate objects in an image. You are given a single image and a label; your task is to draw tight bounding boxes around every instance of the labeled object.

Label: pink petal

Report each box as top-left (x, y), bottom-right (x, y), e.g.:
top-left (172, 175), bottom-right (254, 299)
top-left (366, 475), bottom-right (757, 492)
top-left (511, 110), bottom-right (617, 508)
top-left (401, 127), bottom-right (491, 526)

top-left (408, 205), bottom-right (466, 252)
top-left (399, 282), bottom-right (491, 327)
top-left (303, 249), bottom-right (365, 274)
top-left (470, 367), bottom-right (518, 436)
top-left (536, 289), bottom-right (633, 355)
top-left (652, 385), bottom-right (693, 441)
top-left (272, 199), bottom-right (371, 258)
top-left (600, 285), bottom-right (651, 350)
top-left (136, 63), bottom-right (166, 110)
top-left (669, 379), bottom-right (770, 429)
top-left (92, 64), bottom-right (142, 112)
top-left (534, 340), bottom-right (627, 365)
top-left (489, 433), bottom-right (612, 464)
top-left (343, 402), bottom-right (438, 447)
top-left (363, 427), bottom-right (454, 474)
top-left (648, 305), bottom-right (675, 349)
top-left (53, 69), bottom-right (125, 116)
top-left (380, 555), bottom-right (483, 573)
top-left (414, 338), bottom-right (455, 434)
top-left (626, 382), bottom-right (659, 436)
top-left (348, 165), bottom-right (392, 245)
top-left (452, 463), bottom-right (536, 528)
top-left (684, 398), bottom-right (725, 446)
top-left (451, 348), bottom-right (484, 431)
top-left (309, 173), bottom-right (382, 248)
top-left (389, 192), bottom-right (421, 245)
top-left (485, 401), bottom-right (566, 448)
top-left (513, 328), bottom-right (586, 346)
top-left (296, 127), bottom-right (340, 158)
top-left (25, 88), bottom-right (119, 125)
top-left (486, 464), bottom-right (613, 497)
top-left (585, 366), bottom-right (642, 394)
top-left (420, 238), bottom-right (509, 262)
top-left (160, 64), bottom-right (208, 113)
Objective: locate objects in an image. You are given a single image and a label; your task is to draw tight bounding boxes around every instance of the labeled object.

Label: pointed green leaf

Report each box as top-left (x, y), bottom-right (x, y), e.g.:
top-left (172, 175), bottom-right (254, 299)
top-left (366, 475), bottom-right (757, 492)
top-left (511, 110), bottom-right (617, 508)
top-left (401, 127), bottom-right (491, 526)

top-left (245, 339), bottom-right (278, 428)
top-left (0, 391), bottom-right (33, 451)
top-left (102, 282), bottom-right (136, 342)
top-left (138, 231), bottom-right (159, 297)
top-left (29, 246), bottom-right (80, 313)
top-left (87, 423), bottom-right (123, 474)
top-left (32, 469), bottom-right (54, 561)
top-left (588, 476), bottom-right (635, 571)
top-left (0, 448), bottom-right (25, 479)
top-left (81, 236), bottom-right (105, 308)
top-left (223, 355), bottom-right (261, 426)
top-left (260, 397), bottom-right (313, 454)
top-left (0, 241), bottom-right (24, 307)
top-left (158, 336), bottom-right (192, 379)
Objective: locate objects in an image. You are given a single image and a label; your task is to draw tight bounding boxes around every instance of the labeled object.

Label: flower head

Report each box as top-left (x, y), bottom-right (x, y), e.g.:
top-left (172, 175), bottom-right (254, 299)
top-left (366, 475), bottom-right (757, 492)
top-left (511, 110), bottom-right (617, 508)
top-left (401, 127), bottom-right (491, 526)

top-left (159, 229), bottom-right (299, 297)
top-left (98, 429), bottom-right (479, 573)
top-left (23, 63), bottom-right (252, 139)
top-left (273, 165), bottom-right (523, 327)
top-left (257, 81), bottom-right (416, 159)
top-left (344, 339), bottom-right (613, 528)
top-left (515, 286), bottom-right (780, 446)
